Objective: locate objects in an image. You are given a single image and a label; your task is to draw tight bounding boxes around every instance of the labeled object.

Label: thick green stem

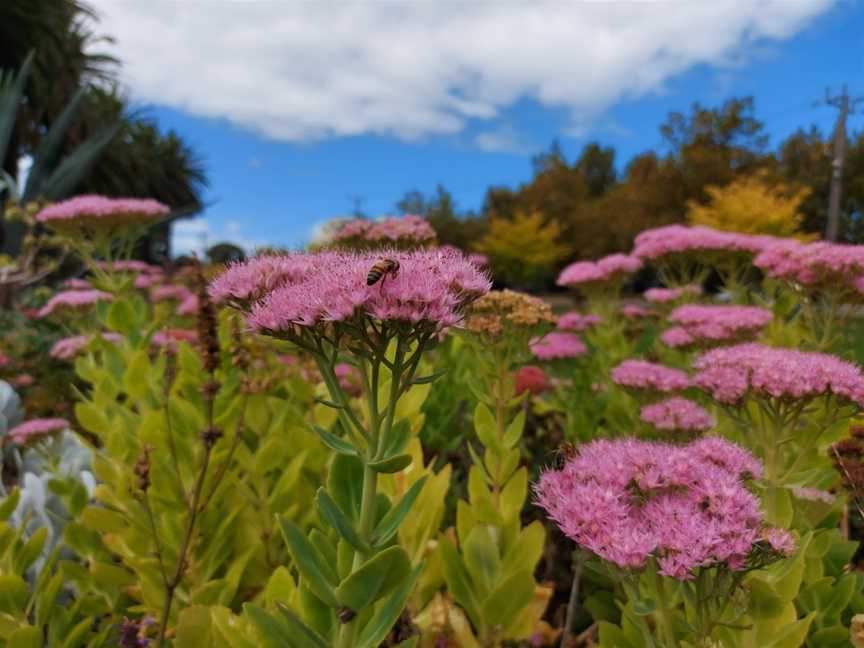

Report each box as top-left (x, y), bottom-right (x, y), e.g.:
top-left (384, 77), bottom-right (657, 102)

top-left (561, 550), bottom-right (586, 647)
top-left (336, 342), bottom-right (404, 648)
top-left (653, 571), bottom-right (678, 648)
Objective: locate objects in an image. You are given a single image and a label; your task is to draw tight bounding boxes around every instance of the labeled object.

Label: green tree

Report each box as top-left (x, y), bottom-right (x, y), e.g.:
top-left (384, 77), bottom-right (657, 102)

top-left (475, 210), bottom-right (570, 289)
top-left (776, 126), bottom-right (864, 241)
top-left (574, 142), bottom-right (617, 198)
top-left (396, 184), bottom-right (487, 250)
top-left (660, 96), bottom-right (770, 207)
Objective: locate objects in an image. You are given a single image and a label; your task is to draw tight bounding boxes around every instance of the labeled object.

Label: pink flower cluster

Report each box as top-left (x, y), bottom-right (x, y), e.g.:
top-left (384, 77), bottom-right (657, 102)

top-left (644, 284), bottom-right (702, 304)
top-left (151, 285), bottom-right (193, 302)
top-left (36, 195), bottom-right (169, 228)
top-left (176, 294), bottom-right (199, 316)
top-left (557, 254), bottom-right (642, 288)
top-left (693, 343), bottom-right (864, 407)
top-left (50, 333), bottom-right (123, 360)
top-left (663, 305), bottom-right (772, 347)
top-left (530, 332), bottom-right (587, 360)
top-left (755, 239), bottom-right (864, 297)
top-left (791, 487), bottom-right (834, 505)
top-left (640, 397), bottom-right (714, 432)
top-left (611, 360), bottom-right (690, 393)
top-left (36, 289), bottom-right (113, 318)
top-left (97, 260), bottom-right (163, 275)
top-left (557, 311), bottom-right (601, 332)
top-left (62, 278), bottom-right (92, 290)
top-left (7, 418), bottom-right (70, 444)
top-left (535, 437), bottom-right (792, 579)
top-left (220, 248), bottom-right (490, 332)
top-left (467, 253), bottom-right (489, 267)
top-left (332, 215), bottom-right (436, 245)
top-left (632, 225), bottom-right (773, 261)
top-left (209, 254), bottom-right (309, 305)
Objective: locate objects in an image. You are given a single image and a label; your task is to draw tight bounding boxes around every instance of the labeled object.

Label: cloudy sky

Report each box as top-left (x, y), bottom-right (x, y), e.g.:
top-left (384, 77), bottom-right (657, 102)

top-left (87, 1), bottom-right (860, 255)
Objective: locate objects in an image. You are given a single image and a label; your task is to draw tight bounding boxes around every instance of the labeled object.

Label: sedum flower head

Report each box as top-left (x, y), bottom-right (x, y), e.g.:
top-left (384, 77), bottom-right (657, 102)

top-left (37, 289), bottom-right (113, 318)
top-left (693, 343), bottom-right (864, 408)
top-left (535, 436), bottom-right (784, 580)
top-left (219, 248), bottom-right (490, 334)
top-left (557, 311), bottom-right (601, 332)
top-left (332, 214), bottom-right (436, 248)
top-left (644, 284), bottom-right (702, 304)
top-left (663, 304), bottom-right (772, 348)
top-left (755, 239), bottom-right (864, 298)
top-left (7, 418), bottom-right (70, 444)
top-left (611, 359), bottom-right (690, 394)
top-left (209, 253), bottom-right (305, 306)
top-left (557, 253), bottom-right (642, 289)
top-left (633, 225), bottom-right (773, 261)
top-left (50, 333), bottom-right (123, 360)
top-left (640, 397), bottom-right (714, 432)
top-left (530, 332), bottom-right (587, 360)
top-left (36, 195), bottom-right (168, 230)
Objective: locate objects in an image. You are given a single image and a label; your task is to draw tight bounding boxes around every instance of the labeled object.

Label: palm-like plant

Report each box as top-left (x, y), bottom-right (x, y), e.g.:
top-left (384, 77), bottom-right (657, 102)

top-left (0, 52), bottom-right (121, 256)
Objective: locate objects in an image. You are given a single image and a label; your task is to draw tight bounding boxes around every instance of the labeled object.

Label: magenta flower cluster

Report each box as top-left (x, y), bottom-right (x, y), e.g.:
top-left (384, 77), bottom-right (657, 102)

top-left (151, 285), bottom-right (193, 302)
top-left (209, 254), bottom-right (307, 306)
top-left (557, 253), bottom-right (642, 288)
top-left (755, 239), bottom-right (864, 296)
top-left (50, 333), bottom-right (123, 360)
top-left (693, 343), bottom-right (864, 407)
top-left (557, 311), bottom-right (601, 332)
top-left (332, 215), bottom-right (436, 245)
top-left (97, 260), bottom-right (164, 274)
top-left (535, 437), bottom-right (793, 579)
top-left (530, 332), bottom-right (587, 360)
top-left (214, 248), bottom-right (490, 332)
top-left (632, 225), bottom-right (772, 261)
top-left (644, 284), bottom-right (702, 304)
top-left (36, 195), bottom-right (169, 228)
top-left (37, 289), bottom-right (113, 318)
top-left (663, 304), bottom-right (772, 347)
top-left (7, 418), bottom-right (70, 444)
top-left (611, 360), bottom-right (690, 393)
top-left (640, 397), bottom-right (714, 432)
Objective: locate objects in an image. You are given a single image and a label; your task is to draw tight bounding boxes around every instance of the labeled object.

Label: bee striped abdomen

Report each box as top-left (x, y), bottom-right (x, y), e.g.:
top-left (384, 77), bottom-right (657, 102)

top-left (367, 258), bottom-right (400, 286)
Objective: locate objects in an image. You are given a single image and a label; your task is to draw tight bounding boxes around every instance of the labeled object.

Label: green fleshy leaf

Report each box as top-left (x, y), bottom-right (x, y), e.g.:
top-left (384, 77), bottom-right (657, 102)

top-left (316, 489), bottom-right (369, 554)
top-left (244, 604), bottom-right (301, 648)
top-left (372, 476), bottom-right (428, 547)
top-left (335, 546), bottom-right (411, 611)
top-left (276, 516), bottom-right (338, 607)
top-left (276, 603), bottom-right (330, 648)
top-left (368, 454), bottom-right (413, 474)
top-left (356, 563), bottom-right (423, 648)
top-left (313, 425), bottom-right (357, 456)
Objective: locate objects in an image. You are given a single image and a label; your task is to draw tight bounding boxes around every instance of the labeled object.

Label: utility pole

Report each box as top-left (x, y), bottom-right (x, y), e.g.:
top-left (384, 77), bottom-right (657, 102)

top-left (825, 86), bottom-right (863, 241)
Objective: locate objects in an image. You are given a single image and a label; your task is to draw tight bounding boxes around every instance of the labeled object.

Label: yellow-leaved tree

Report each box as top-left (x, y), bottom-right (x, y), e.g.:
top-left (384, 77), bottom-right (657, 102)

top-left (475, 210), bottom-right (570, 288)
top-left (687, 173), bottom-right (815, 239)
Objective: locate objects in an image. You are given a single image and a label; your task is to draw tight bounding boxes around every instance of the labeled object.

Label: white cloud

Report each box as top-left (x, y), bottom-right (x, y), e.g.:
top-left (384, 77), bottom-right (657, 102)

top-left (474, 124), bottom-right (534, 154)
top-left (172, 218), bottom-right (263, 257)
top-left (89, 0), bottom-right (832, 142)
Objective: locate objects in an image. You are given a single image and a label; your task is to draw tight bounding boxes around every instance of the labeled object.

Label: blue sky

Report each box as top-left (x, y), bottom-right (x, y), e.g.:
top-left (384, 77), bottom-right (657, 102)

top-left (90, 1), bottom-right (863, 254)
